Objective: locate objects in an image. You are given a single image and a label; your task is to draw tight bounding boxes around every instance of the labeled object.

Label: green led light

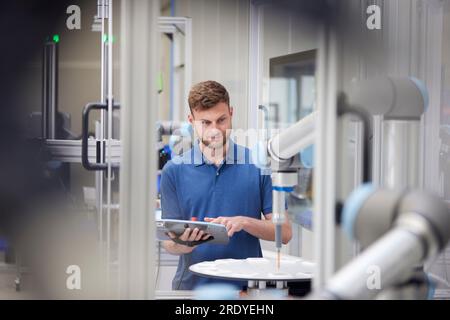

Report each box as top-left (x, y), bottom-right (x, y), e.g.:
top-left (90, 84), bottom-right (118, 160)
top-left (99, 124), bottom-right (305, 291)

top-left (157, 72), bottom-right (164, 93)
top-left (53, 34), bottom-right (60, 43)
top-left (103, 34), bottom-right (115, 43)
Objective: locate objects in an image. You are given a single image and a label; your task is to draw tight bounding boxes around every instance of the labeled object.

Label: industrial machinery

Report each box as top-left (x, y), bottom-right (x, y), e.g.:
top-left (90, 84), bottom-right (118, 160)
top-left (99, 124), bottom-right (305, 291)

top-left (319, 185), bottom-right (450, 299)
top-left (267, 112), bottom-right (316, 268)
top-left (259, 75), bottom-right (444, 299)
top-left (190, 254), bottom-right (313, 298)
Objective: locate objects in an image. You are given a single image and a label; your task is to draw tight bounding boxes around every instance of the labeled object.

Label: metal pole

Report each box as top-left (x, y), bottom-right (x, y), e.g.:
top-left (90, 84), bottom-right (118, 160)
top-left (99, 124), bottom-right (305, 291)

top-left (381, 120), bottom-right (420, 189)
top-left (106, 0), bottom-right (113, 283)
top-left (313, 23), bottom-right (338, 290)
top-left (119, 0), bottom-right (158, 299)
top-left (50, 41), bottom-right (58, 139)
top-left (248, 1), bottom-right (262, 131)
top-left (98, 0), bottom-right (106, 258)
top-left (42, 41), bottom-right (58, 139)
top-left (184, 18), bottom-right (192, 118)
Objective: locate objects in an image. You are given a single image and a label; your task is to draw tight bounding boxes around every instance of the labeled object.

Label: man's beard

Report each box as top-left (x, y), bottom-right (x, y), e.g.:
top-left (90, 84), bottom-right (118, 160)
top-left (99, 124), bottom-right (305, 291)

top-left (201, 132), bottom-right (228, 149)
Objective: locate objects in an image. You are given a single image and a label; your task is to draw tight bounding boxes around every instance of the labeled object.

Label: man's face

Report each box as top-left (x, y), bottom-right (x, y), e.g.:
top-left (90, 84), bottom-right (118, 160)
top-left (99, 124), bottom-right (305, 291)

top-left (188, 102), bottom-right (233, 149)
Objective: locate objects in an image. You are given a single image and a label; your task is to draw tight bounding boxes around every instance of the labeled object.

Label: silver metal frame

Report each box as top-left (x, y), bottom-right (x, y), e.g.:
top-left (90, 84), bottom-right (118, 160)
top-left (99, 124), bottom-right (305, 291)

top-left (158, 16), bottom-right (192, 121)
top-left (312, 23), bottom-right (338, 291)
top-left (248, 0), bottom-right (339, 292)
top-left (248, 1), bottom-right (263, 130)
top-left (98, 0), bottom-right (107, 262)
top-left (118, 0), bottom-right (159, 299)
top-left (45, 139), bottom-right (121, 163)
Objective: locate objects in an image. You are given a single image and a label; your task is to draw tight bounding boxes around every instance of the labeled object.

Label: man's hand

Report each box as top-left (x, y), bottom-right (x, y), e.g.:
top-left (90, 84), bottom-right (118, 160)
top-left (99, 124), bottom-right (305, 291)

top-left (167, 227), bottom-right (211, 254)
top-left (204, 216), bottom-right (248, 237)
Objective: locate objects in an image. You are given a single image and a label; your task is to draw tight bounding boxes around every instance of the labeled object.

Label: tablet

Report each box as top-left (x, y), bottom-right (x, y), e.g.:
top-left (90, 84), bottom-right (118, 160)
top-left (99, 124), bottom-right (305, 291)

top-left (156, 219), bottom-right (229, 245)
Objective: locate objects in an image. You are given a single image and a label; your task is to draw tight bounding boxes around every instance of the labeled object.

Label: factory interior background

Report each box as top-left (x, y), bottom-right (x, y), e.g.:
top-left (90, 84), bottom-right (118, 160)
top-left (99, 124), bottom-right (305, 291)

top-left (0, 0), bottom-right (450, 300)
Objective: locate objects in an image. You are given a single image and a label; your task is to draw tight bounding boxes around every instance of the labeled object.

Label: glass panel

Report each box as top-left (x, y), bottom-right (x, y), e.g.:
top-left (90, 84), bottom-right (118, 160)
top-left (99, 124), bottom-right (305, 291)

top-left (427, 0), bottom-right (450, 299)
top-left (268, 50), bottom-right (316, 130)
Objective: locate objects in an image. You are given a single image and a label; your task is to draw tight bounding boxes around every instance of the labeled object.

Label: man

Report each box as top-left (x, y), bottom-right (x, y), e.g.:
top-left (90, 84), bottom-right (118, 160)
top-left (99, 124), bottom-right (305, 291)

top-left (160, 80), bottom-right (292, 290)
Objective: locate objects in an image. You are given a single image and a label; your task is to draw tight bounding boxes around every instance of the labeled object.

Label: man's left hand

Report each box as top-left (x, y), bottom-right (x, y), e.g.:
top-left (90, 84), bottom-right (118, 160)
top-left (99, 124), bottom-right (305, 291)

top-left (204, 216), bottom-right (248, 237)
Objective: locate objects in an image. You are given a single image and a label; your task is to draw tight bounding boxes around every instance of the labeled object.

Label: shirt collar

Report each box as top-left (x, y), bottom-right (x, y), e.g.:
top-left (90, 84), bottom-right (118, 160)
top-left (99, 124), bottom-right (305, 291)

top-left (192, 139), bottom-right (244, 166)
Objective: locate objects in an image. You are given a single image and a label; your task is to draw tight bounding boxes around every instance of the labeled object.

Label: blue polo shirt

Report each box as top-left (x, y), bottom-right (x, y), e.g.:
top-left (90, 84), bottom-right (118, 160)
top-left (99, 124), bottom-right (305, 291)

top-left (160, 139), bottom-right (273, 290)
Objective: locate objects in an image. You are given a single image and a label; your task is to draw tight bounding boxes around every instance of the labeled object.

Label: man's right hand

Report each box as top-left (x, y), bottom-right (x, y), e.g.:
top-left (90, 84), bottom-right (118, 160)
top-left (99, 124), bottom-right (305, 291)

top-left (167, 228), bottom-right (210, 254)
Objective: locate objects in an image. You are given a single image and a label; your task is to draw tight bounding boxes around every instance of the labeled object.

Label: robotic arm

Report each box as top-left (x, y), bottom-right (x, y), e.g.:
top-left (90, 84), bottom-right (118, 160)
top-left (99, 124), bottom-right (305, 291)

top-left (263, 76), bottom-right (429, 274)
top-left (266, 112), bottom-right (316, 268)
top-left (320, 185), bottom-right (450, 299)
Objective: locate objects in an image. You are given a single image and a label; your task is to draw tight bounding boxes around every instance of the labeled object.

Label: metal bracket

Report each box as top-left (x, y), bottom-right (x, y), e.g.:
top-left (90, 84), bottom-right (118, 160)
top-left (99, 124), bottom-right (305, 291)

top-left (82, 101), bottom-right (120, 171)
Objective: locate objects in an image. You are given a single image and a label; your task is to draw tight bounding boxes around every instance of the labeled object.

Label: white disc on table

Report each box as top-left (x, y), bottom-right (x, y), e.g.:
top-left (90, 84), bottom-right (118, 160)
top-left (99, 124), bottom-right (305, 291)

top-left (189, 256), bottom-right (314, 281)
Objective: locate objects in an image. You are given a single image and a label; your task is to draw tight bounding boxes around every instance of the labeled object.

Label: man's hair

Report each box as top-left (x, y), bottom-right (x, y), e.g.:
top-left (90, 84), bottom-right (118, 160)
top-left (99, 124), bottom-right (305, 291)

top-left (188, 80), bottom-right (230, 113)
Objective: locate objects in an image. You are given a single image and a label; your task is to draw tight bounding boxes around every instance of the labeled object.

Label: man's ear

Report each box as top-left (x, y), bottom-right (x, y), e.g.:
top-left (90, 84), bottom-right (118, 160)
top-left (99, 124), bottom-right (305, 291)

top-left (229, 106), bottom-right (234, 117)
top-left (188, 113), bottom-right (194, 124)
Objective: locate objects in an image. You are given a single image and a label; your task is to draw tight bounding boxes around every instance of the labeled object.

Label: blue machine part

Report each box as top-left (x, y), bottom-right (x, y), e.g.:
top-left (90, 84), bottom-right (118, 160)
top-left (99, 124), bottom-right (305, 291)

top-left (0, 238), bottom-right (8, 251)
top-left (272, 186), bottom-right (294, 192)
top-left (426, 273), bottom-right (436, 300)
top-left (342, 183), bottom-right (376, 240)
top-left (162, 144), bottom-right (172, 158)
top-left (194, 283), bottom-right (239, 300)
top-left (157, 172), bottom-right (162, 195)
top-left (300, 145), bottom-right (314, 168)
top-left (46, 160), bottom-right (62, 170)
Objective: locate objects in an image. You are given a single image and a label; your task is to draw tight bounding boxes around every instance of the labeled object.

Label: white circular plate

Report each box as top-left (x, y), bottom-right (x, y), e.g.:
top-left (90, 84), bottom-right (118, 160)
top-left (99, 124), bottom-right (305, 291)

top-left (189, 256), bottom-right (314, 281)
